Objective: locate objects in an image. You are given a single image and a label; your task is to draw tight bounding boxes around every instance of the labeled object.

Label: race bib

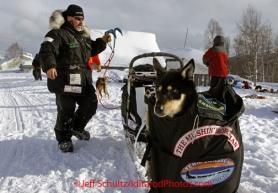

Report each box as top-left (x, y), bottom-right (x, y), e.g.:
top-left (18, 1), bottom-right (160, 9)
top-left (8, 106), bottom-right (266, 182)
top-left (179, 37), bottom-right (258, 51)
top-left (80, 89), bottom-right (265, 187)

top-left (64, 85), bottom-right (82, 93)
top-left (70, 74), bottom-right (81, 85)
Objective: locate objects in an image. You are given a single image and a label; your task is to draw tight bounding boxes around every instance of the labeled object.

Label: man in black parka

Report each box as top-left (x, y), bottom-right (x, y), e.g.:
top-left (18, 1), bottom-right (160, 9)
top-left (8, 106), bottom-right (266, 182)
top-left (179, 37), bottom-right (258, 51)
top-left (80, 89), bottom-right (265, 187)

top-left (39, 4), bottom-right (111, 152)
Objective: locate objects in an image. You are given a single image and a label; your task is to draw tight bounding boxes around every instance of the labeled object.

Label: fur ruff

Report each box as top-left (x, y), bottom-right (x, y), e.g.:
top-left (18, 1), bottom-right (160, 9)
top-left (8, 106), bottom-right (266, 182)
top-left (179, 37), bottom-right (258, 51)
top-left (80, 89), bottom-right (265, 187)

top-left (49, 10), bottom-right (91, 37)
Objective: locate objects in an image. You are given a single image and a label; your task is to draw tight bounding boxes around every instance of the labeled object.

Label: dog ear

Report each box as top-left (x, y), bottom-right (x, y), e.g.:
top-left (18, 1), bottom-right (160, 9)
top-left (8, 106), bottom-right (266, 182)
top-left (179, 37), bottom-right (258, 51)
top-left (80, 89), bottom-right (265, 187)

top-left (153, 58), bottom-right (166, 76)
top-left (181, 59), bottom-right (195, 80)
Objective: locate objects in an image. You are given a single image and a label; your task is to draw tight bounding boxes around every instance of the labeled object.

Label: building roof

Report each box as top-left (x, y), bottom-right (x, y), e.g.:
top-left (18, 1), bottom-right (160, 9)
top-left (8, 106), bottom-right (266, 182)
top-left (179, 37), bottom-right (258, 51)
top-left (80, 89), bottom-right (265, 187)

top-left (91, 29), bottom-right (165, 67)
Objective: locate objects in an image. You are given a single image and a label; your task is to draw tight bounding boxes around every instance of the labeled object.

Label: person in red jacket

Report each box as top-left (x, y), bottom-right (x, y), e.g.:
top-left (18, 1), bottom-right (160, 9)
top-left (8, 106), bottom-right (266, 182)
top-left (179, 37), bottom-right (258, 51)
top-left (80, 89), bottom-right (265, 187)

top-left (203, 35), bottom-right (228, 95)
top-left (87, 54), bottom-right (101, 72)
top-left (242, 81), bottom-right (252, 89)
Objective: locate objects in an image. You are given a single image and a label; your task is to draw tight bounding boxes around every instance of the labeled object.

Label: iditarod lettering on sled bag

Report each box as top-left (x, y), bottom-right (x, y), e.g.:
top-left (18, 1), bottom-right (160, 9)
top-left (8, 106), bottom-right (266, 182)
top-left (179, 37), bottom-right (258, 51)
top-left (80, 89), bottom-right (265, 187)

top-left (174, 125), bottom-right (240, 157)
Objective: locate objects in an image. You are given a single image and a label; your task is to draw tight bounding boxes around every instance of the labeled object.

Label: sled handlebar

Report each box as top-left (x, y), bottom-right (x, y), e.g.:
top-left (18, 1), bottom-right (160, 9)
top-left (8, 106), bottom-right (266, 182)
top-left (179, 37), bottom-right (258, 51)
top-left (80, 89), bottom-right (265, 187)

top-left (128, 52), bottom-right (184, 71)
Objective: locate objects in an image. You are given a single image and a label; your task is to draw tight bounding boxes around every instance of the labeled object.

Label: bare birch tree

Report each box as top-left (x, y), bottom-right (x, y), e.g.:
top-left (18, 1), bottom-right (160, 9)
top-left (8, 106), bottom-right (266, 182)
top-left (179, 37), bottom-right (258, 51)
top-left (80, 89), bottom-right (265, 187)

top-left (224, 36), bottom-right (231, 56)
top-left (203, 19), bottom-right (224, 50)
top-left (5, 42), bottom-right (23, 60)
top-left (4, 42), bottom-right (23, 68)
top-left (272, 34), bottom-right (278, 82)
top-left (234, 4), bottom-right (262, 85)
top-left (258, 22), bottom-right (274, 82)
top-left (231, 4), bottom-right (278, 83)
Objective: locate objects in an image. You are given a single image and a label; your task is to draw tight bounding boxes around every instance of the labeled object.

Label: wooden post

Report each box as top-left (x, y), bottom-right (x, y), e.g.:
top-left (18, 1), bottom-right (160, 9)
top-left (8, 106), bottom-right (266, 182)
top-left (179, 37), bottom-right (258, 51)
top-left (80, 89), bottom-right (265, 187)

top-left (204, 75), bottom-right (208, 86)
top-left (184, 28), bottom-right (188, 48)
top-left (194, 75), bottom-right (198, 86)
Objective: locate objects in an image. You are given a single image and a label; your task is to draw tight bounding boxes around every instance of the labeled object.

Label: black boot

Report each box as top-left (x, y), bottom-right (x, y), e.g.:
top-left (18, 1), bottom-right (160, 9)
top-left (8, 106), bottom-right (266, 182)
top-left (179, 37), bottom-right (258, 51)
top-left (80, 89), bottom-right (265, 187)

top-left (58, 140), bottom-right (74, 153)
top-left (72, 130), bottom-right (90, 140)
top-left (71, 112), bottom-right (91, 141)
top-left (55, 129), bottom-right (74, 153)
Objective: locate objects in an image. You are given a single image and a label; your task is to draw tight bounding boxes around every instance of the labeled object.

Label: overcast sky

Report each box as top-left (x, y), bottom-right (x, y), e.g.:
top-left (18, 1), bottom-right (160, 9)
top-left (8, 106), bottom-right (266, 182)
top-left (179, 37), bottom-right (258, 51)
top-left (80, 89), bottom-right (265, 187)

top-left (0, 0), bottom-right (278, 57)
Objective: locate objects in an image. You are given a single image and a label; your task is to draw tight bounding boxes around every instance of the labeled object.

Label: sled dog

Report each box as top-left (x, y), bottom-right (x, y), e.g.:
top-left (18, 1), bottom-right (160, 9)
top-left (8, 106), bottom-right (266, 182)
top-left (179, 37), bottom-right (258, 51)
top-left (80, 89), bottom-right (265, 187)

top-left (255, 85), bottom-right (262, 92)
top-left (96, 77), bottom-right (109, 99)
top-left (153, 58), bottom-right (197, 117)
top-left (261, 89), bottom-right (270, 93)
top-left (227, 79), bottom-right (235, 86)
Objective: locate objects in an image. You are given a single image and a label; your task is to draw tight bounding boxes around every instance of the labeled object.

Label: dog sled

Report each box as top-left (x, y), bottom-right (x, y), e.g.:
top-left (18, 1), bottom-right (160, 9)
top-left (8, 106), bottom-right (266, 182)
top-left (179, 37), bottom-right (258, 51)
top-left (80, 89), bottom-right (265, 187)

top-left (121, 52), bottom-right (183, 173)
top-left (121, 52), bottom-right (184, 169)
top-left (121, 53), bottom-right (183, 141)
top-left (121, 52), bottom-right (244, 193)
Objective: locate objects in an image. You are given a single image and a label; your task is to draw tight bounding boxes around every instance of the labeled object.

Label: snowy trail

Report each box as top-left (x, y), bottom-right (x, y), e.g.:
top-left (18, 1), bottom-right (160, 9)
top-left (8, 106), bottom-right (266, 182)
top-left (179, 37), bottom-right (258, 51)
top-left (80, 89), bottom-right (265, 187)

top-left (0, 71), bottom-right (147, 193)
top-left (0, 70), bottom-right (278, 192)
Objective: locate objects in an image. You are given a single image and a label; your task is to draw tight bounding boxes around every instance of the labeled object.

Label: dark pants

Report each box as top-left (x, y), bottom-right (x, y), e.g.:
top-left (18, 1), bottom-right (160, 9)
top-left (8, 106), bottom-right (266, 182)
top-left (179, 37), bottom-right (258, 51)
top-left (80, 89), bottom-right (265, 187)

top-left (209, 76), bottom-right (226, 95)
top-left (54, 93), bottom-right (98, 143)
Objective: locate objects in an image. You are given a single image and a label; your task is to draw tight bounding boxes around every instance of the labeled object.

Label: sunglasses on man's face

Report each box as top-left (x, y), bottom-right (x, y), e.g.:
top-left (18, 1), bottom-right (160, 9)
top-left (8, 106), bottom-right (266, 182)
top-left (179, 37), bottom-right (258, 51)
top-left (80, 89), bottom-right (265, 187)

top-left (74, 17), bottom-right (84, 21)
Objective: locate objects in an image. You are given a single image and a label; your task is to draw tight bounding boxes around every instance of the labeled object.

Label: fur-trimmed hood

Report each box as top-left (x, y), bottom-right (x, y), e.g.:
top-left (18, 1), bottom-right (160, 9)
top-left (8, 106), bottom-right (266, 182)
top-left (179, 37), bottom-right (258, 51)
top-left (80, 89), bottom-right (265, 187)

top-left (49, 10), bottom-right (91, 37)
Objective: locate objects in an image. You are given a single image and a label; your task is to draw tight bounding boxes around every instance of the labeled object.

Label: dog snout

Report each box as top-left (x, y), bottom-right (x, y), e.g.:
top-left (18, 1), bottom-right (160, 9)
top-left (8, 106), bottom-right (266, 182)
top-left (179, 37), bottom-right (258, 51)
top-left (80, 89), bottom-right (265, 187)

top-left (154, 104), bottom-right (164, 114)
top-left (154, 96), bottom-right (168, 116)
top-left (155, 105), bottom-right (164, 114)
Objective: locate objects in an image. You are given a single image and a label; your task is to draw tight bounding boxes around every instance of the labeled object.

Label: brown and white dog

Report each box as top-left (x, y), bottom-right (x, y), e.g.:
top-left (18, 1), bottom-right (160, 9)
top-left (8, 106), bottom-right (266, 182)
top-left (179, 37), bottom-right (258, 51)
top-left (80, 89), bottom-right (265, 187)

top-left (255, 85), bottom-right (262, 92)
top-left (96, 76), bottom-right (109, 99)
top-left (255, 85), bottom-right (276, 93)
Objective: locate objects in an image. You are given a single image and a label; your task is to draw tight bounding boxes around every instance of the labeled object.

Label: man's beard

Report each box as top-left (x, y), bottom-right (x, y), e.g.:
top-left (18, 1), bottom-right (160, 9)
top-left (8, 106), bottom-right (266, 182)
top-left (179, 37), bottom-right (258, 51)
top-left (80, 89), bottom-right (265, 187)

top-left (76, 25), bottom-right (83, 31)
top-left (68, 20), bottom-right (83, 32)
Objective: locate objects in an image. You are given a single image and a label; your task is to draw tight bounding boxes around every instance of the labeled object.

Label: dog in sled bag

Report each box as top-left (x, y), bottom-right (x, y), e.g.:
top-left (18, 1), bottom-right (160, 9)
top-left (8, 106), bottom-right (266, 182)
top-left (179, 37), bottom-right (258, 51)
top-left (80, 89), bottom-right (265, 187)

top-left (142, 58), bottom-right (244, 193)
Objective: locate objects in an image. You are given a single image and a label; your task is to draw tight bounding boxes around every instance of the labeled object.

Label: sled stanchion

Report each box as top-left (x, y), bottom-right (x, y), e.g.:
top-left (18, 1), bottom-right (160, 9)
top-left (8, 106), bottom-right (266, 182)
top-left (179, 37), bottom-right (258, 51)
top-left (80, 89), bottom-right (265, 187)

top-left (128, 52), bottom-right (184, 70)
top-left (126, 69), bottom-right (133, 127)
top-left (145, 99), bottom-right (152, 183)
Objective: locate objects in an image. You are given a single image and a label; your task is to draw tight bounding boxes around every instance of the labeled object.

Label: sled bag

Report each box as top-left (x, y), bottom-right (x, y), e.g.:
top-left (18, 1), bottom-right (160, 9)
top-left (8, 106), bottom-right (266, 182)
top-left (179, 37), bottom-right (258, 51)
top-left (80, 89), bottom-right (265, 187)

top-left (145, 85), bottom-right (244, 193)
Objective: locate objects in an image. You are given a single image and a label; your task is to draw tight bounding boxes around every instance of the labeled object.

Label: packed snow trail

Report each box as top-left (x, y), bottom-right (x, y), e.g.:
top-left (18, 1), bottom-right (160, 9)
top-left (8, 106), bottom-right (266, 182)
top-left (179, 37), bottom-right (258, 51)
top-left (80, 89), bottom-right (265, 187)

top-left (0, 69), bottom-right (278, 192)
top-left (0, 70), bottom-right (147, 193)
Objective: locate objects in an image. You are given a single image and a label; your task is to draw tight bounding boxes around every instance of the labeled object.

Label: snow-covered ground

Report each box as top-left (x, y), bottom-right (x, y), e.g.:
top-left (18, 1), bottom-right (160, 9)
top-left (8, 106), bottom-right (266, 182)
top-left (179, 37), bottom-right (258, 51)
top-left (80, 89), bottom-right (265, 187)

top-left (0, 68), bottom-right (278, 193)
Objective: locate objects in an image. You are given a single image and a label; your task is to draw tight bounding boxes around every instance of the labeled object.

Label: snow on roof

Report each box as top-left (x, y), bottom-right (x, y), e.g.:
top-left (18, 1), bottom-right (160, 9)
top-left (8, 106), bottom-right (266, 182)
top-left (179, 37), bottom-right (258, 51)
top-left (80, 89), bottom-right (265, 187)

top-left (166, 47), bottom-right (208, 74)
top-left (0, 52), bottom-right (33, 67)
top-left (20, 60), bottom-right (32, 66)
top-left (91, 29), bottom-right (166, 67)
top-left (0, 58), bottom-right (11, 67)
top-left (22, 52), bottom-right (33, 61)
top-left (91, 30), bottom-right (208, 74)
